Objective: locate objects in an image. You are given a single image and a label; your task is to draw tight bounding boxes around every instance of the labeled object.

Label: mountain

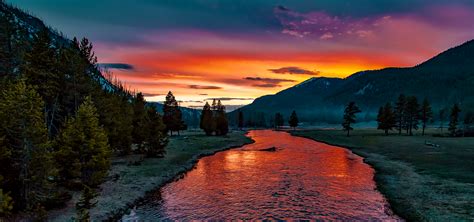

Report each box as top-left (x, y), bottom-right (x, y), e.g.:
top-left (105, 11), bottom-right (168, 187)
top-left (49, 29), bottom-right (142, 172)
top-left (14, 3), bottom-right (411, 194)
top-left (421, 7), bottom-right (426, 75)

top-left (232, 40), bottom-right (474, 125)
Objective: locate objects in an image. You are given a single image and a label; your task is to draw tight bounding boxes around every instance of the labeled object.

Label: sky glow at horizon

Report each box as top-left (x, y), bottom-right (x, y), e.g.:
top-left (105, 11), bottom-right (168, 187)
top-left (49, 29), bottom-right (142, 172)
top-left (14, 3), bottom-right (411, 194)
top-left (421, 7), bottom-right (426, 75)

top-left (9, 0), bottom-right (474, 109)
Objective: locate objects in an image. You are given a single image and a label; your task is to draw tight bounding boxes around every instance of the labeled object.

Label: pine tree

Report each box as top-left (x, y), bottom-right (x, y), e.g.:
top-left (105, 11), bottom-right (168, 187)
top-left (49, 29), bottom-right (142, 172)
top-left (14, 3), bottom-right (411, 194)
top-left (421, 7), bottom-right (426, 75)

top-left (463, 112), bottom-right (474, 137)
top-left (215, 100), bottom-right (229, 136)
top-left (394, 94), bottom-right (407, 135)
top-left (144, 106), bottom-right (168, 157)
top-left (342, 102), bottom-right (361, 137)
top-left (237, 109), bottom-right (244, 130)
top-left (55, 97), bottom-right (111, 187)
top-left (439, 108), bottom-right (447, 132)
top-left (377, 103), bottom-right (396, 135)
top-left (0, 9), bottom-right (16, 79)
top-left (75, 185), bottom-right (97, 222)
top-left (163, 91), bottom-right (186, 136)
top-left (448, 104), bottom-right (461, 137)
top-left (289, 110), bottom-right (299, 130)
top-left (132, 93), bottom-right (147, 147)
top-left (200, 102), bottom-right (214, 136)
top-left (22, 28), bottom-right (63, 136)
top-left (420, 98), bottom-right (433, 136)
top-left (405, 96), bottom-right (420, 136)
top-left (0, 81), bottom-right (55, 211)
top-left (274, 113), bottom-right (284, 129)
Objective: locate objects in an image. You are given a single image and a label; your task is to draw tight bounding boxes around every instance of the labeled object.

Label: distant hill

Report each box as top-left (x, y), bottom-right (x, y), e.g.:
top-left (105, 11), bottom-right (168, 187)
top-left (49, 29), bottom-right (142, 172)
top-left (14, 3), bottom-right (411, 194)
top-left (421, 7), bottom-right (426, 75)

top-left (232, 40), bottom-right (474, 125)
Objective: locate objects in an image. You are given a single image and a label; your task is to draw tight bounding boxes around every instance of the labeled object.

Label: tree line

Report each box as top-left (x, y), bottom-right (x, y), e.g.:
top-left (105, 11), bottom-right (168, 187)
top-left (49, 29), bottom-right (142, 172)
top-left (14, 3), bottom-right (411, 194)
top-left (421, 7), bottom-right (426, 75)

top-left (200, 99), bottom-right (229, 136)
top-left (235, 109), bottom-right (299, 130)
top-left (0, 11), bottom-right (180, 220)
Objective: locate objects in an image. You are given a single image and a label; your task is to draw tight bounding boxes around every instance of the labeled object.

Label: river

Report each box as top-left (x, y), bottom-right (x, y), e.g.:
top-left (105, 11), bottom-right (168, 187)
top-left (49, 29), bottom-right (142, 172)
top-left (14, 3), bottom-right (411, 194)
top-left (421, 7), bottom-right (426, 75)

top-left (135, 130), bottom-right (401, 220)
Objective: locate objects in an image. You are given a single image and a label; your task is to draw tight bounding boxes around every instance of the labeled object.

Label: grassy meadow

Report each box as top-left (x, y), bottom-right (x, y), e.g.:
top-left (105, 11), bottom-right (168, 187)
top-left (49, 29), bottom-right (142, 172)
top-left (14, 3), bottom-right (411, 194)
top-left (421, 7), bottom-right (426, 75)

top-left (48, 130), bottom-right (254, 221)
top-left (292, 128), bottom-right (474, 221)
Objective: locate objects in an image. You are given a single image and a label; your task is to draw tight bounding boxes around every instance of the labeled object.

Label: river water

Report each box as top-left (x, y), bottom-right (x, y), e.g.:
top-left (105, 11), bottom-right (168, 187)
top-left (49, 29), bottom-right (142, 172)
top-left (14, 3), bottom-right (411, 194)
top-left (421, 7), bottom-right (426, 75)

top-left (136, 130), bottom-right (401, 221)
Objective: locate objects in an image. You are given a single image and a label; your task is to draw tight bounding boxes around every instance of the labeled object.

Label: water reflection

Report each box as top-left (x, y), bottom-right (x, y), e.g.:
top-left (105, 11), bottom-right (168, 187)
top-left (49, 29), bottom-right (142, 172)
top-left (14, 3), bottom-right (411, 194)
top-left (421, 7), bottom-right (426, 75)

top-left (138, 130), bottom-right (401, 221)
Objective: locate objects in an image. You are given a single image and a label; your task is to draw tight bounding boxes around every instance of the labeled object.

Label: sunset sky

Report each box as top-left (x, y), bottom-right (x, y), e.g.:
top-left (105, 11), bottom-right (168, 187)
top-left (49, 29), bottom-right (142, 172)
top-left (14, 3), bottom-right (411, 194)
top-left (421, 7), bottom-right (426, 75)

top-left (10, 0), bottom-right (474, 109)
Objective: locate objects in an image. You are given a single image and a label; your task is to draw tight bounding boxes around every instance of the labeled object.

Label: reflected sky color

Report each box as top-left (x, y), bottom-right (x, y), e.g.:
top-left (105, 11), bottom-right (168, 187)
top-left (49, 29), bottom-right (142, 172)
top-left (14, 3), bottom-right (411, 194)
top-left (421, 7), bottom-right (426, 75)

top-left (9, 0), bottom-right (474, 107)
top-left (137, 130), bottom-right (401, 220)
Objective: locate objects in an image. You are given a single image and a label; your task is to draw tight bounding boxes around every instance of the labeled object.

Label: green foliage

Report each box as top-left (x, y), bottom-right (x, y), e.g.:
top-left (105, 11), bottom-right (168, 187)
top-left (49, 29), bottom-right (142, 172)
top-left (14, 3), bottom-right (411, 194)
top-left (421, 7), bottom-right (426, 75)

top-left (342, 102), bottom-right (361, 136)
top-left (163, 91), bottom-right (186, 135)
top-left (394, 94), bottom-right (407, 135)
top-left (0, 81), bottom-right (55, 211)
top-left (75, 185), bottom-right (97, 222)
top-left (377, 103), bottom-right (396, 135)
top-left (132, 92), bottom-right (147, 146)
top-left (55, 97), bottom-right (111, 187)
top-left (0, 176), bottom-right (13, 216)
top-left (144, 106), bottom-right (168, 157)
top-left (289, 110), bottom-right (299, 130)
top-left (448, 104), bottom-right (461, 136)
top-left (95, 92), bottom-right (133, 155)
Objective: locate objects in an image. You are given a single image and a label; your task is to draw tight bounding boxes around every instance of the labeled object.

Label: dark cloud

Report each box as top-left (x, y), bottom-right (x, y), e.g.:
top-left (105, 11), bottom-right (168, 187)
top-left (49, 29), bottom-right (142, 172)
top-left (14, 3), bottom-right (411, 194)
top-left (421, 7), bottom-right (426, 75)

top-left (189, 85), bottom-right (222, 90)
top-left (269, 66), bottom-right (319, 75)
top-left (199, 93), bottom-right (208, 96)
top-left (252, 83), bottom-right (280, 88)
top-left (141, 92), bottom-right (164, 97)
top-left (205, 97), bottom-right (254, 101)
top-left (244, 76), bottom-right (296, 88)
top-left (98, 63), bottom-right (134, 70)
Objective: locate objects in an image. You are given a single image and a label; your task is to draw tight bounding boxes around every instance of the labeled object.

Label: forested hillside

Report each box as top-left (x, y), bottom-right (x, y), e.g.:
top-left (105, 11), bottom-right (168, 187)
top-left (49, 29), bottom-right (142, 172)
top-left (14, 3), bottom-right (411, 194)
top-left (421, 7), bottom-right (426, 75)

top-left (0, 1), bottom-right (167, 219)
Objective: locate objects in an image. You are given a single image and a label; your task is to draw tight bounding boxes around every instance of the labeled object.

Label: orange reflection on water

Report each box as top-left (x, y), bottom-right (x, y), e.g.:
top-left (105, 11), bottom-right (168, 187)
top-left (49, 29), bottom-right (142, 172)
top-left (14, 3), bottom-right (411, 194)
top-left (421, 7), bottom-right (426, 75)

top-left (139, 130), bottom-right (401, 221)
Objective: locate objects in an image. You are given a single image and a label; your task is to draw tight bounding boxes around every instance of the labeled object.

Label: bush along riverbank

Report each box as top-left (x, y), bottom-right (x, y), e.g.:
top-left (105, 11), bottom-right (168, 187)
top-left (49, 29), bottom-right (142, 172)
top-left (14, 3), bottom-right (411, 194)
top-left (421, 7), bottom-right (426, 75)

top-left (48, 130), bottom-right (254, 221)
top-left (291, 129), bottom-right (474, 221)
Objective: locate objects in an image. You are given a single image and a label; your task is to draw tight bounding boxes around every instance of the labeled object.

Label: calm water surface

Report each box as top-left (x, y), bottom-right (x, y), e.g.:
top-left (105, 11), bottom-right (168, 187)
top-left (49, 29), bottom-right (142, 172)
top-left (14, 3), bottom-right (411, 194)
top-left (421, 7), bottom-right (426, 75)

top-left (137, 130), bottom-right (401, 221)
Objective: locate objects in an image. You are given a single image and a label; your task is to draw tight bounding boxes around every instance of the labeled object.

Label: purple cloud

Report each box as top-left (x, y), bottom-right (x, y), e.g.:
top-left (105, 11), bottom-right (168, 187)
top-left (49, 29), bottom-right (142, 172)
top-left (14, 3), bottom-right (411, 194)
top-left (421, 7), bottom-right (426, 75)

top-left (268, 66), bottom-right (319, 75)
top-left (189, 85), bottom-right (222, 90)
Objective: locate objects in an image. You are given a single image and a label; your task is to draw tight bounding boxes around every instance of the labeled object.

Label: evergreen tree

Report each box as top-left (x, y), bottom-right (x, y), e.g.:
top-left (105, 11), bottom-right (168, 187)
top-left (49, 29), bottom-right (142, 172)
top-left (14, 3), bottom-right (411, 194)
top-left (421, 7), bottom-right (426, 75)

top-left (215, 100), bottom-right (229, 136)
top-left (405, 96), bottom-right (420, 136)
top-left (377, 103), bottom-right (396, 135)
top-left (274, 113), bottom-right (284, 129)
top-left (55, 97), bottom-right (111, 187)
top-left (0, 81), bottom-right (55, 211)
top-left (394, 94), bottom-right (407, 135)
top-left (144, 106), bottom-right (168, 157)
top-left (163, 91), bottom-right (186, 136)
top-left (0, 176), bottom-right (13, 216)
top-left (94, 92), bottom-right (133, 155)
top-left (463, 111), bottom-right (474, 136)
top-left (0, 9), bottom-right (16, 79)
top-left (420, 98), bottom-right (433, 136)
top-left (288, 110), bottom-right (299, 130)
top-left (448, 104), bottom-right (461, 136)
top-left (237, 109), bottom-right (244, 130)
top-left (342, 102), bottom-right (361, 137)
top-left (200, 102), bottom-right (214, 136)
top-left (22, 28), bottom-right (63, 136)
top-left (132, 93), bottom-right (147, 147)
top-left (438, 108), bottom-right (448, 132)
top-left (75, 185), bottom-right (97, 222)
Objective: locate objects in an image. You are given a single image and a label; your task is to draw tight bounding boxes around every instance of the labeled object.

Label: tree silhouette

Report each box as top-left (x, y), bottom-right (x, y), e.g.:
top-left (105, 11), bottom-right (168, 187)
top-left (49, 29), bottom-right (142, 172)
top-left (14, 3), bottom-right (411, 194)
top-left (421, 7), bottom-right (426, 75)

top-left (405, 96), bottom-right (420, 136)
top-left (342, 102), bottom-right (361, 137)
top-left (448, 104), bottom-right (461, 136)
top-left (289, 110), bottom-right (299, 130)
top-left (274, 113), bottom-right (284, 129)
top-left (215, 100), bottom-right (229, 136)
top-left (377, 103), bottom-right (396, 135)
top-left (200, 102), bottom-right (214, 136)
top-left (237, 109), bottom-right (244, 130)
top-left (163, 91), bottom-right (186, 136)
top-left (394, 94), bottom-right (407, 135)
top-left (420, 98), bottom-right (433, 136)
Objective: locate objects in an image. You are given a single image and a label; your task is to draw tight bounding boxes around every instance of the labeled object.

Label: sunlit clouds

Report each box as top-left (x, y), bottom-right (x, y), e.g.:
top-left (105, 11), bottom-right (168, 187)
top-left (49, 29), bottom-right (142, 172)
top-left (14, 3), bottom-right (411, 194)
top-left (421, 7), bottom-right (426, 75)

top-left (11, 0), bottom-right (474, 108)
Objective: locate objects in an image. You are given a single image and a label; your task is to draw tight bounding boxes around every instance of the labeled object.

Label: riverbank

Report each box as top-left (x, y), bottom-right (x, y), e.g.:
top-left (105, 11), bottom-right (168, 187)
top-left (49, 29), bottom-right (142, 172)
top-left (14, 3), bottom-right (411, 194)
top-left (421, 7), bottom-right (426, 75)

top-left (48, 130), bottom-right (254, 221)
top-left (291, 129), bottom-right (474, 221)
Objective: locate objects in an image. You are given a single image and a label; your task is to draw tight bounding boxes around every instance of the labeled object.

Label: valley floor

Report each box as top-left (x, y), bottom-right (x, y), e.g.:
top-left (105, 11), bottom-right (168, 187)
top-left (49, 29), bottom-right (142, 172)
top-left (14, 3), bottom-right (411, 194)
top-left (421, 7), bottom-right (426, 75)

top-left (48, 130), bottom-right (254, 221)
top-left (291, 129), bottom-right (474, 221)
